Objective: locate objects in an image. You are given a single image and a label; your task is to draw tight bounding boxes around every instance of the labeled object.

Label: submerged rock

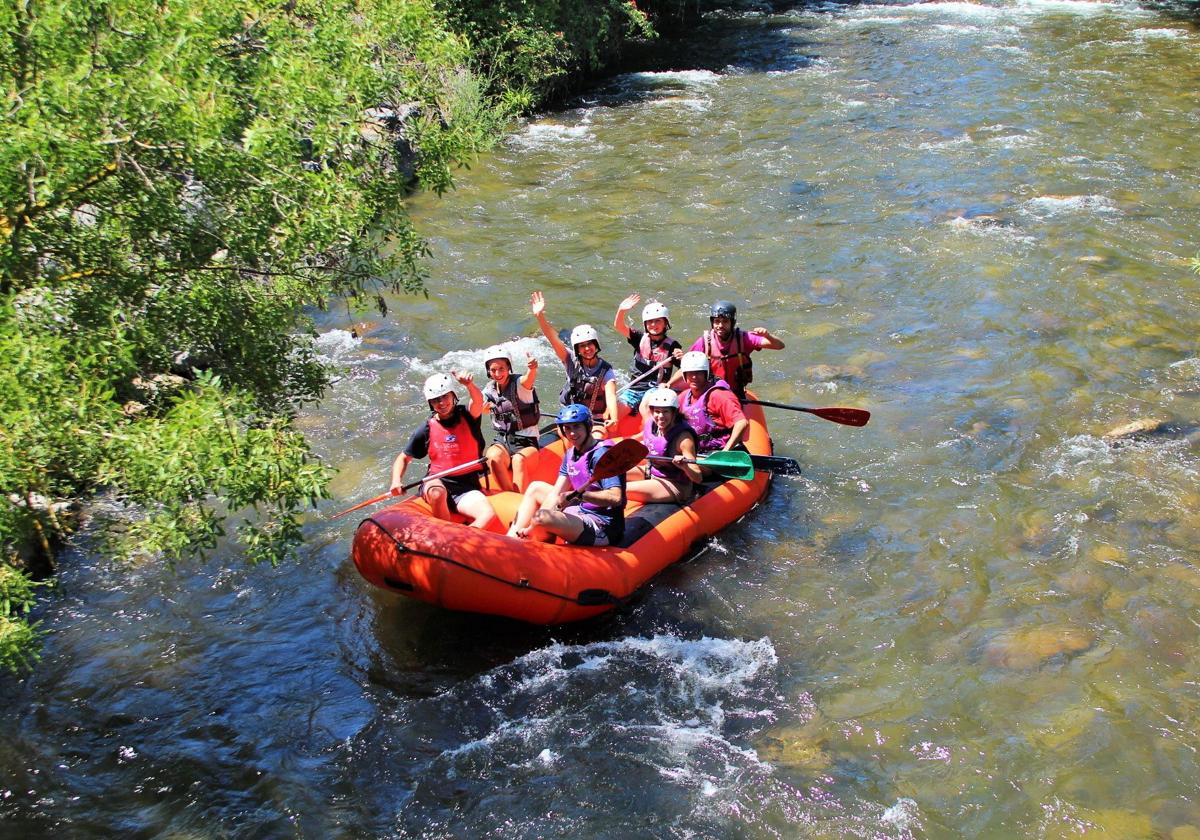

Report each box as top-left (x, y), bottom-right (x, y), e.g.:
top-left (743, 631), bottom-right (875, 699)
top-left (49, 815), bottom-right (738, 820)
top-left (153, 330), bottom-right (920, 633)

top-left (806, 363), bottom-right (865, 382)
top-left (756, 720), bottom-right (832, 771)
top-left (983, 626), bottom-right (1094, 669)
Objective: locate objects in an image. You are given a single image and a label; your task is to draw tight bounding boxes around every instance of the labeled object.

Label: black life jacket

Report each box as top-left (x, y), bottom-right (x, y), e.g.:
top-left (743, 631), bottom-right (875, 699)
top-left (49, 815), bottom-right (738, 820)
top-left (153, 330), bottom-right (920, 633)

top-left (559, 356), bottom-right (614, 414)
top-left (483, 375), bottom-right (540, 435)
top-left (629, 332), bottom-right (680, 390)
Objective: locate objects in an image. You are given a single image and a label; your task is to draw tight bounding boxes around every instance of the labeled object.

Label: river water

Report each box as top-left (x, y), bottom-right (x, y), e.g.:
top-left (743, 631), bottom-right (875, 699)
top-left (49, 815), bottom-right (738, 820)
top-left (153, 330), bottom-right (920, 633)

top-left (4, 2), bottom-right (1200, 837)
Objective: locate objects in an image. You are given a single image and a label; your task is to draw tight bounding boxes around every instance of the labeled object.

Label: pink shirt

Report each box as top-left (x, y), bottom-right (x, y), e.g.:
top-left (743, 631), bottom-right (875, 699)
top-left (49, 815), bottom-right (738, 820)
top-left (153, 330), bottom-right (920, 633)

top-left (689, 329), bottom-right (769, 356)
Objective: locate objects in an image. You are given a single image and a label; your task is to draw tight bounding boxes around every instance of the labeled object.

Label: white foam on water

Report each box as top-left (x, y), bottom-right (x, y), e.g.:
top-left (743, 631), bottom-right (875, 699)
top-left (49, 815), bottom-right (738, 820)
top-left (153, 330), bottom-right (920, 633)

top-left (986, 43), bottom-right (1029, 54)
top-left (881, 797), bottom-right (922, 831)
top-left (933, 23), bottom-right (981, 33)
top-left (843, 15), bottom-right (912, 26)
top-left (1043, 434), bottom-right (1114, 479)
top-left (420, 634), bottom-right (784, 803)
top-left (1132, 27), bottom-right (1191, 39)
top-left (1023, 194), bottom-right (1120, 217)
top-left (647, 97), bottom-right (711, 113)
top-left (624, 69), bottom-right (721, 87)
top-left (509, 121), bottom-right (596, 152)
top-left (988, 133), bottom-right (1036, 149)
top-left (313, 328), bottom-right (362, 364)
top-left (403, 337), bottom-right (557, 387)
top-left (1011, 0), bottom-right (1142, 17)
top-left (918, 132), bottom-right (973, 150)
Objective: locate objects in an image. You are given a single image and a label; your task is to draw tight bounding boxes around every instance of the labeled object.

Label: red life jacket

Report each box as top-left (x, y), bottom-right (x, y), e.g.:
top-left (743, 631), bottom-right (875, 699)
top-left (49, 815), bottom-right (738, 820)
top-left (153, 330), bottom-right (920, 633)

top-left (426, 408), bottom-right (485, 477)
top-left (703, 329), bottom-right (753, 396)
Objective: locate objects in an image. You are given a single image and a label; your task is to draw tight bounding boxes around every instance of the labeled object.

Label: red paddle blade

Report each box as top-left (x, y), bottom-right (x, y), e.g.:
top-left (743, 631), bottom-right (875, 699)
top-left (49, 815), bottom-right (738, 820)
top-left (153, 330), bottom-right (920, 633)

top-left (808, 407), bottom-right (871, 427)
top-left (589, 439), bottom-right (649, 482)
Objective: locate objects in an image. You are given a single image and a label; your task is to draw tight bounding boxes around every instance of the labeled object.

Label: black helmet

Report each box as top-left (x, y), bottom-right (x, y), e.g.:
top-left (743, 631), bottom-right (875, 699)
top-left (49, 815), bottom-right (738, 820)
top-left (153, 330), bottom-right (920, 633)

top-left (710, 300), bottom-right (737, 327)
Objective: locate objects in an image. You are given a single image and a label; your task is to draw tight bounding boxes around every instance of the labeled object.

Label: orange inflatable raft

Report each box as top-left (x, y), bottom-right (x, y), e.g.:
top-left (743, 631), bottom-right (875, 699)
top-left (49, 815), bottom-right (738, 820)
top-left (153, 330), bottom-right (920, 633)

top-left (350, 397), bottom-right (774, 624)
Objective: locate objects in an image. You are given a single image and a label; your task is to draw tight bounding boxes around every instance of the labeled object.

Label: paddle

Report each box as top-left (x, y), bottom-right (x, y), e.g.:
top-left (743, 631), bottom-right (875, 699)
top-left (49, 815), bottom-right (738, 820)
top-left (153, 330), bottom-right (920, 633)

top-left (618, 355), bottom-right (675, 395)
top-left (646, 450), bottom-right (755, 481)
top-left (748, 453), bottom-right (803, 476)
top-left (743, 399), bottom-right (871, 427)
top-left (646, 450), bottom-right (802, 480)
top-left (561, 438), bottom-right (649, 504)
top-left (330, 456), bottom-right (487, 519)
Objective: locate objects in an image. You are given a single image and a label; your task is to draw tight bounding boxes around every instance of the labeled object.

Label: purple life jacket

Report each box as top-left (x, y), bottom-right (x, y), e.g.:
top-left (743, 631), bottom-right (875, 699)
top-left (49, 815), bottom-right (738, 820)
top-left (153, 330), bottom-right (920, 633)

top-left (565, 441), bottom-right (616, 514)
top-left (680, 378), bottom-right (733, 452)
top-left (642, 415), bottom-right (696, 482)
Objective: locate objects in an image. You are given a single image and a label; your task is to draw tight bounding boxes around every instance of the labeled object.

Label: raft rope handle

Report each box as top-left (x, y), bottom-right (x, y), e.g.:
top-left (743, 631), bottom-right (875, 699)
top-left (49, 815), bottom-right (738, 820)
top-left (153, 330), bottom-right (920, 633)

top-left (361, 517), bottom-right (622, 607)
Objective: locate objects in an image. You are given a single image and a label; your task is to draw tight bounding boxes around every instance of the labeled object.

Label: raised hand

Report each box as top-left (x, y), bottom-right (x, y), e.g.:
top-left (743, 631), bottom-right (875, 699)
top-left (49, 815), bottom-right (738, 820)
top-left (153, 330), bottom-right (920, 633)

top-left (618, 293), bottom-right (640, 312)
top-left (531, 291), bottom-right (546, 317)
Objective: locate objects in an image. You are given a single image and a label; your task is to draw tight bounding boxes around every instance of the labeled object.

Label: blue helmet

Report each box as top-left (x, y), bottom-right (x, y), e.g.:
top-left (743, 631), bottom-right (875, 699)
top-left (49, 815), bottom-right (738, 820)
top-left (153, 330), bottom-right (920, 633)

top-left (556, 403), bottom-right (593, 426)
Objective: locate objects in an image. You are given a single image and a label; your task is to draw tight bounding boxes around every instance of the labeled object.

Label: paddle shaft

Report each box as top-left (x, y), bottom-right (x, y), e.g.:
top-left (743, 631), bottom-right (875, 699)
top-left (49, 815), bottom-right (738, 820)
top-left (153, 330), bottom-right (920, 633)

top-left (647, 447), bottom-right (806, 476)
top-left (330, 456), bottom-right (487, 519)
top-left (618, 355), bottom-right (674, 395)
top-left (743, 399), bottom-right (870, 427)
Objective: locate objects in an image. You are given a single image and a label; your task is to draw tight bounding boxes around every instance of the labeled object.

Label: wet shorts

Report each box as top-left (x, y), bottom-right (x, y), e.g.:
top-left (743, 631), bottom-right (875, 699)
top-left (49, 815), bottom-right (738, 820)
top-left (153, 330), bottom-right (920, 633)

top-left (561, 505), bottom-right (623, 547)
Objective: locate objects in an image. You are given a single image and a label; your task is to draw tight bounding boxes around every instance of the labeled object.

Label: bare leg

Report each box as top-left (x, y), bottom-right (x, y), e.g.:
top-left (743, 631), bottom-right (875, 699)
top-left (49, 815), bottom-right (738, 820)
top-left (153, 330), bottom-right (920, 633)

top-left (626, 477), bottom-right (690, 504)
top-left (507, 481), bottom-right (553, 538)
top-left (423, 481), bottom-right (453, 522)
top-left (531, 508), bottom-right (586, 543)
top-left (455, 490), bottom-right (496, 529)
top-left (485, 443), bottom-right (515, 492)
top-left (511, 447), bottom-right (537, 493)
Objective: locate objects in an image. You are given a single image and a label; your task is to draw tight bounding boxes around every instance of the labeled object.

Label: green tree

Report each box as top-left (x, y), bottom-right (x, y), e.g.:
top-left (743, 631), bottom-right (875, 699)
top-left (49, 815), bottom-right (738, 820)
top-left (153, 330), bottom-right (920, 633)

top-left (0, 0), bottom-right (510, 671)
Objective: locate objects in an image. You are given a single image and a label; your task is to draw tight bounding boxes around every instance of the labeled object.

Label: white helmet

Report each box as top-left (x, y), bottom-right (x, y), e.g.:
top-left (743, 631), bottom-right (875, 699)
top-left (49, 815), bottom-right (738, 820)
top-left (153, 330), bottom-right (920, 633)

top-left (483, 345), bottom-right (512, 368)
top-left (422, 373), bottom-right (457, 401)
top-left (569, 324), bottom-right (601, 353)
top-left (680, 351), bottom-right (710, 374)
top-left (641, 302), bottom-right (670, 329)
top-left (644, 387), bottom-right (679, 409)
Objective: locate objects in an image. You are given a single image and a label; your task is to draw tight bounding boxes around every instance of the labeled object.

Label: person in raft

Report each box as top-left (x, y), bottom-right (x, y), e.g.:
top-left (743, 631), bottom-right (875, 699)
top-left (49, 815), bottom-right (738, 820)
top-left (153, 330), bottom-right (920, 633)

top-left (506, 404), bottom-right (626, 546)
top-left (625, 387), bottom-right (703, 505)
top-left (480, 344), bottom-right (540, 492)
top-left (612, 293), bottom-right (683, 419)
top-left (531, 290), bottom-right (618, 439)
top-left (689, 299), bottom-right (785, 402)
top-left (390, 372), bottom-right (496, 529)
top-left (678, 351), bottom-right (749, 476)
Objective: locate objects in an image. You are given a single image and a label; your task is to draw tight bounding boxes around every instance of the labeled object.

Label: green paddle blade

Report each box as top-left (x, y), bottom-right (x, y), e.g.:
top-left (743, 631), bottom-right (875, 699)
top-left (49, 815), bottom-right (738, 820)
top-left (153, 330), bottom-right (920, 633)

top-left (697, 450), bottom-right (756, 480)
